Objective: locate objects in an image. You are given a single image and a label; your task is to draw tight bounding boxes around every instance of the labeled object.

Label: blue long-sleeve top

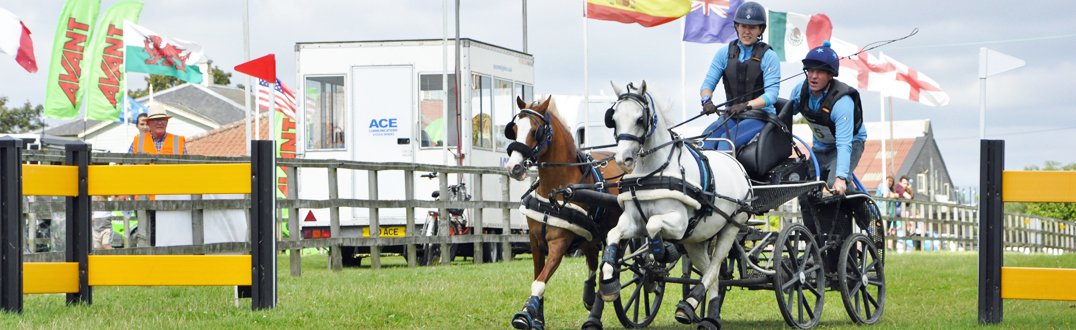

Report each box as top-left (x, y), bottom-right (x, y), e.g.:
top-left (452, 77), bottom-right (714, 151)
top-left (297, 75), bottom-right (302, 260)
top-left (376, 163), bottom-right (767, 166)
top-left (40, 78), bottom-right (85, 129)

top-left (700, 42), bottom-right (780, 115)
top-left (789, 80), bottom-right (868, 180)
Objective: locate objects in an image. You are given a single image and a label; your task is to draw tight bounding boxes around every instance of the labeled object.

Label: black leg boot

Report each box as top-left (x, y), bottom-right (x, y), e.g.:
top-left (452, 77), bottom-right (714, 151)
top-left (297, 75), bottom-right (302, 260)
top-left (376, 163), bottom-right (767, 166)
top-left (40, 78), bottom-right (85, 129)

top-left (675, 283), bottom-right (706, 324)
top-left (582, 273), bottom-right (596, 310)
top-left (581, 295), bottom-right (604, 330)
top-left (512, 295), bottom-right (545, 330)
top-left (598, 243), bottom-right (621, 301)
top-left (698, 292), bottom-right (725, 330)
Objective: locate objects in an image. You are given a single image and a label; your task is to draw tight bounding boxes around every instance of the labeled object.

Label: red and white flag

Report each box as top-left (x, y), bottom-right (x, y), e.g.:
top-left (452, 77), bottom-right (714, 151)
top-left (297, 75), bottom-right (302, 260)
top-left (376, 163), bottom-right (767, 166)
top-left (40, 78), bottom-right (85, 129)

top-left (830, 37), bottom-right (896, 92)
top-left (878, 53), bottom-right (949, 107)
top-left (256, 78), bottom-right (297, 120)
top-left (0, 7), bottom-right (37, 73)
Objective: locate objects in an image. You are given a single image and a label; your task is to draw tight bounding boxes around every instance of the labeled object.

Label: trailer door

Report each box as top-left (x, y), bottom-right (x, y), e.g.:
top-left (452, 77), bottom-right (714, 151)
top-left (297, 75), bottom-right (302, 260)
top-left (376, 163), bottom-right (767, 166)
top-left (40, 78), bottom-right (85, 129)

top-left (352, 65), bottom-right (414, 163)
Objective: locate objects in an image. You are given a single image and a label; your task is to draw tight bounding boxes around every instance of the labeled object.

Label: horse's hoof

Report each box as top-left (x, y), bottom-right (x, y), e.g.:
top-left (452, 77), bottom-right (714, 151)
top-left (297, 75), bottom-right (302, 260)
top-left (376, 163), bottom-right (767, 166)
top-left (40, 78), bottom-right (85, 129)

top-left (581, 318), bottom-right (603, 330)
top-left (675, 300), bottom-right (700, 324)
top-left (511, 313), bottom-right (531, 330)
top-left (697, 317), bottom-right (722, 330)
top-left (599, 276), bottom-right (620, 302)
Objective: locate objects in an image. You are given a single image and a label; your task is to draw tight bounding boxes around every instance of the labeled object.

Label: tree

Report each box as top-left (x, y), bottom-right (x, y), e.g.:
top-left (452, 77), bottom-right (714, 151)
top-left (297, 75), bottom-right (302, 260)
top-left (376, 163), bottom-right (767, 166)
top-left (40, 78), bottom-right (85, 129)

top-left (0, 97), bottom-right (45, 133)
top-left (212, 65), bottom-right (232, 86)
top-left (127, 74), bottom-right (181, 99)
top-left (1009, 161), bottom-right (1076, 220)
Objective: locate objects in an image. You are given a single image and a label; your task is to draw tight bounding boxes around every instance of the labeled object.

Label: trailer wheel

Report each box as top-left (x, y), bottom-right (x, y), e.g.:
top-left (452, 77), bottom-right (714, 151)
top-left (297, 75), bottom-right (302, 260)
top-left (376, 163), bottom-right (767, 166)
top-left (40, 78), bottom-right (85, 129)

top-left (341, 246), bottom-right (363, 267)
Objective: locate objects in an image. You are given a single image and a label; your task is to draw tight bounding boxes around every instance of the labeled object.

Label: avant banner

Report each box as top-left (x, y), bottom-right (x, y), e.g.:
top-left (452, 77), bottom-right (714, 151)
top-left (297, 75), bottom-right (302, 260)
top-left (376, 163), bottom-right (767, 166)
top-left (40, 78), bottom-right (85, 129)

top-left (43, 0), bottom-right (101, 119)
top-left (84, 1), bottom-right (143, 121)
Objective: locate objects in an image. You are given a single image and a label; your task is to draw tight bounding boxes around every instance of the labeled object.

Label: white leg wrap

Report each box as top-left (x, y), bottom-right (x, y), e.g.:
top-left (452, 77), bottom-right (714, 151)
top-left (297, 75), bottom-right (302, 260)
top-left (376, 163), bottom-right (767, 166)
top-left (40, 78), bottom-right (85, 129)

top-left (602, 263), bottom-right (615, 280)
top-left (531, 281), bottom-right (546, 298)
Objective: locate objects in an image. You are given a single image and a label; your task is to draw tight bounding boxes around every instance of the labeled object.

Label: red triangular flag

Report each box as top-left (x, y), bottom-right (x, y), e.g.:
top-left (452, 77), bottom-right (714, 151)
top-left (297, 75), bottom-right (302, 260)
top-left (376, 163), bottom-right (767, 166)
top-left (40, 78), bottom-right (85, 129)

top-left (234, 54), bottom-right (275, 82)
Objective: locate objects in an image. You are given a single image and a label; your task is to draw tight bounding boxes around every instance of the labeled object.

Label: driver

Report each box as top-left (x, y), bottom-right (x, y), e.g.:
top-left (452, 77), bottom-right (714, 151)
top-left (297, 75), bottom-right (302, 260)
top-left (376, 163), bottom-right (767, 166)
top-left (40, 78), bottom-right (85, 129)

top-left (789, 40), bottom-right (867, 196)
top-left (699, 1), bottom-right (780, 150)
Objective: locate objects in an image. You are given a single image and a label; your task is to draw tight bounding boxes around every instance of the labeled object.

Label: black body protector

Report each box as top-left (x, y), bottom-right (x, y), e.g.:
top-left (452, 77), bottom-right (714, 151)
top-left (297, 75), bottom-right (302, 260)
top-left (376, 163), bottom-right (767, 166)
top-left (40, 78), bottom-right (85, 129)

top-left (796, 79), bottom-right (863, 145)
top-left (721, 40), bottom-right (771, 104)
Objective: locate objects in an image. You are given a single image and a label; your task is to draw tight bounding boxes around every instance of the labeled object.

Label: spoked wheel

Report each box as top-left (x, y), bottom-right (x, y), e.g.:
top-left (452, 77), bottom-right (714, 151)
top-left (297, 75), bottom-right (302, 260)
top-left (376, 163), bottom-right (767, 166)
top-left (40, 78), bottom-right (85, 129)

top-left (612, 238), bottom-right (668, 328)
top-left (838, 233), bottom-right (885, 324)
top-left (772, 224), bottom-right (825, 329)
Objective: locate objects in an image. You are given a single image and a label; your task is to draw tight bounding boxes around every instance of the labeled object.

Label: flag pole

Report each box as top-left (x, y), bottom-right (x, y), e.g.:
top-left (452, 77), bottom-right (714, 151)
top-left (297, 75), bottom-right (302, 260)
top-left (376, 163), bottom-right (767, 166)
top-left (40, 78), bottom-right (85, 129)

top-left (680, 18), bottom-right (686, 123)
top-left (244, 0), bottom-right (251, 152)
top-left (442, 0), bottom-right (449, 166)
top-left (583, 0), bottom-right (589, 147)
top-left (879, 91), bottom-right (886, 183)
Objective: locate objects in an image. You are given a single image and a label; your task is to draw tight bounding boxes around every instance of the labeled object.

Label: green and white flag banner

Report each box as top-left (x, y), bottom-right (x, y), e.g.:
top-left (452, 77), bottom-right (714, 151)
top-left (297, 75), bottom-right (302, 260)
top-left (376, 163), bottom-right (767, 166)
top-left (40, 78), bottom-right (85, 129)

top-left (122, 20), bottom-right (203, 84)
top-left (43, 0), bottom-right (101, 119)
top-left (83, 1), bottom-right (142, 121)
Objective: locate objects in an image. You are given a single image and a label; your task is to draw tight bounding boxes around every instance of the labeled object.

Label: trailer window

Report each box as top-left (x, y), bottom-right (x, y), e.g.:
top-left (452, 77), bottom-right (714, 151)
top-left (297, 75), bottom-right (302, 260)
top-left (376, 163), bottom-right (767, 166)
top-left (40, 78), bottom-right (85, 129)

top-left (493, 79), bottom-right (513, 151)
top-left (305, 76), bottom-right (346, 150)
top-left (471, 75), bottom-right (493, 149)
top-left (515, 83), bottom-right (533, 104)
top-left (419, 74), bottom-right (458, 148)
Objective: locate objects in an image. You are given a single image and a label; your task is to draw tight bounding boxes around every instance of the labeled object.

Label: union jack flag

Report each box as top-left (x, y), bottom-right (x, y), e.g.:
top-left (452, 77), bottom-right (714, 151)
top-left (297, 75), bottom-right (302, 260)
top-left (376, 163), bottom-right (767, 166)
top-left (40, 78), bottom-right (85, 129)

top-left (691, 0), bottom-right (731, 17)
top-left (256, 78), bottom-right (297, 121)
top-left (683, 0), bottom-right (742, 43)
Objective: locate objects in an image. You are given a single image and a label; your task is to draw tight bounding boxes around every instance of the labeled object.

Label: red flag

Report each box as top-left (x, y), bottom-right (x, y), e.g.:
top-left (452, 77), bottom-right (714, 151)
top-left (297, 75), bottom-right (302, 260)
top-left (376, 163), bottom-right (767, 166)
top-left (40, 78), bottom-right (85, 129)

top-left (0, 7), bottom-right (37, 73)
top-left (235, 54), bottom-right (275, 82)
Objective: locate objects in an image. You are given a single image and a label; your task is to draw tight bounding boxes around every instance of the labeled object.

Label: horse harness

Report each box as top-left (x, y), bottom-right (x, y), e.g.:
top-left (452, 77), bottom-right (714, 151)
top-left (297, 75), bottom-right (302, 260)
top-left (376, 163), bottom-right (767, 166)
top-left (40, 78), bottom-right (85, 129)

top-left (505, 107), bottom-right (554, 167)
top-left (606, 88), bottom-right (754, 237)
top-left (519, 151), bottom-right (615, 241)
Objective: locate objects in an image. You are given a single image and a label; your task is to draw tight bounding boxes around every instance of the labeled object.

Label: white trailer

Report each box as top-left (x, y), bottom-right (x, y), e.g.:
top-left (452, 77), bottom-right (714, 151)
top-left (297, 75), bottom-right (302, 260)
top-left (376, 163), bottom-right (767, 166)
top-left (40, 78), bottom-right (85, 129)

top-left (294, 39), bottom-right (535, 262)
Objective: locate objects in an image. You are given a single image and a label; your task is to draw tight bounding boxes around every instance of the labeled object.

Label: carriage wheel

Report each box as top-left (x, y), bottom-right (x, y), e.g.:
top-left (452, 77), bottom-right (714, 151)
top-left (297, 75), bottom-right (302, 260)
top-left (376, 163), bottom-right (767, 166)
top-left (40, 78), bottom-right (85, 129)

top-left (838, 233), bottom-right (885, 324)
top-left (772, 224), bottom-right (825, 329)
top-left (612, 238), bottom-right (665, 328)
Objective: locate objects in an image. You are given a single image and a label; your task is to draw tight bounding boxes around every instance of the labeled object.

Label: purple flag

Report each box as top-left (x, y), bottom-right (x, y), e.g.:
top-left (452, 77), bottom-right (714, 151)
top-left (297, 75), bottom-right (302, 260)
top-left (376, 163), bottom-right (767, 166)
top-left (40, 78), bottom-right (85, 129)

top-left (683, 0), bottom-right (742, 44)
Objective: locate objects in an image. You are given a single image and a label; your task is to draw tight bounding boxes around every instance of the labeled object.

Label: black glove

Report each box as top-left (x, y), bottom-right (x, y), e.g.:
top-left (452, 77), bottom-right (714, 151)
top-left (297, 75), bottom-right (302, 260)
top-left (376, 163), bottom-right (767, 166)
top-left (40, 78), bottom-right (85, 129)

top-left (726, 102), bottom-right (752, 116)
top-left (702, 99), bottom-right (718, 115)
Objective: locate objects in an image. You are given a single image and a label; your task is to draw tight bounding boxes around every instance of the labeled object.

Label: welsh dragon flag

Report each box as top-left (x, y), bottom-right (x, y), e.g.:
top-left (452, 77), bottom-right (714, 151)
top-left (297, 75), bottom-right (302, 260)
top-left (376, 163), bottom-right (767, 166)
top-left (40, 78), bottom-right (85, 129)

top-left (122, 20), bottom-right (203, 84)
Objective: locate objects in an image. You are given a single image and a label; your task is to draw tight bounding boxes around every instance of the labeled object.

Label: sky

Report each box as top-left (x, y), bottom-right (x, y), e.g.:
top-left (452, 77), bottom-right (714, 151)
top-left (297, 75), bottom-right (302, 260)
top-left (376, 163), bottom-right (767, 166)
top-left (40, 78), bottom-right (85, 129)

top-left (1, 0), bottom-right (1074, 189)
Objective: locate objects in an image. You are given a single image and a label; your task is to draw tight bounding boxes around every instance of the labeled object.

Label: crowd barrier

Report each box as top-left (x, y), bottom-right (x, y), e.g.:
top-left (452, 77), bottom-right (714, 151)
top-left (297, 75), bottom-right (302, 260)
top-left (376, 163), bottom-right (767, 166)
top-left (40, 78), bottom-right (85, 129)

top-left (979, 140), bottom-right (1076, 324)
top-left (0, 138), bottom-right (277, 313)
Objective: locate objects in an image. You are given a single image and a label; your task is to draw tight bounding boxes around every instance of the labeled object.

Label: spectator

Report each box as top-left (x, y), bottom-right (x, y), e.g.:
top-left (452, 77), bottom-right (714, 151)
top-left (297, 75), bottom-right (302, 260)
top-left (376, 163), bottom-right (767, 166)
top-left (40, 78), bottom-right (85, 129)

top-left (129, 104), bottom-right (187, 155)
top-left (92, 196), bottom-right (112, 250)
top-left (136, 113), bottom-right (150, 136)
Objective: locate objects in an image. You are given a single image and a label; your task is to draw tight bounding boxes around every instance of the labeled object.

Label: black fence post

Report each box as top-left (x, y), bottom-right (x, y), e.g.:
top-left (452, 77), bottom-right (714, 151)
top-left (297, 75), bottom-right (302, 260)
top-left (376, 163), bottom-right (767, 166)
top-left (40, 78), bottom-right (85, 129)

top-left (251, 140), bottom-right (276, 310)
top-left (0, 137), bottom-right (23, 313)
top-left (978, 140), bottom-right (1004, 324)
top-left (65, 142), bottom-right (91, 305)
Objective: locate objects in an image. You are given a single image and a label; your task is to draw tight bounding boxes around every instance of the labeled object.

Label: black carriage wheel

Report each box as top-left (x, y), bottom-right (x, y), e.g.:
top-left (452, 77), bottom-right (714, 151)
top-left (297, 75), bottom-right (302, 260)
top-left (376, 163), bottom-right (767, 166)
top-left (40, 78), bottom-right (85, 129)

top-left (772, 224), bottom-right (825, 329)
top-left (838, 233), bottom-right (886, 325)
top-left (612, 238), bottom-right (665, 328)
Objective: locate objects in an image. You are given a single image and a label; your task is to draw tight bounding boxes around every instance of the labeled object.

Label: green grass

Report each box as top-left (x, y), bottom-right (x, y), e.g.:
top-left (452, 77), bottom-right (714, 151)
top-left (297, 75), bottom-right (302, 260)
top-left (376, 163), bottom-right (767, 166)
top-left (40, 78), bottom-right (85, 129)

top-left (2, 251), bottom-right (1074, 329)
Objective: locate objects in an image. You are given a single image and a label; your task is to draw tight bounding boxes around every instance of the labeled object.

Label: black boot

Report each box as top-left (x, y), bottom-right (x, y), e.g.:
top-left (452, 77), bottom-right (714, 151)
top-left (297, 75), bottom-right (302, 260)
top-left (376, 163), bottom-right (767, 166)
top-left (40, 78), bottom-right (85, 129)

top-left (512, 295), bottom-right (545, 330)
top-left (599, 243), bottom-right (621, 301)
top-left (582, 274), bottom-right (596, 310)
top-left (648, 234), bottom-right (665, 262)
top-left (675, 283), bottom-right (706, 324)
top-left (581, 295), bottom-right (604, 330)
top-left (698, 294), bottom-right (724, 329)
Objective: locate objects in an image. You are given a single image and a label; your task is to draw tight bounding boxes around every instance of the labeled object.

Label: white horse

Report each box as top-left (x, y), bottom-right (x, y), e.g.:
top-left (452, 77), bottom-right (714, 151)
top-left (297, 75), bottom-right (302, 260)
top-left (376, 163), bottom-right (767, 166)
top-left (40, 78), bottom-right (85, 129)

top-left (598, 81), bottom-right (752, 329)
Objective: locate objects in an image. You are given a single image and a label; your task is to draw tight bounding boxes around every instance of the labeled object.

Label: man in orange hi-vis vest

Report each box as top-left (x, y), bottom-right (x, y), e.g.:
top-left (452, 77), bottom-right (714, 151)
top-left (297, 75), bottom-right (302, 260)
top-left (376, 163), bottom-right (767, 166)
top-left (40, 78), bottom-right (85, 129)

top-left (129, 104), bottom-right (187, 155)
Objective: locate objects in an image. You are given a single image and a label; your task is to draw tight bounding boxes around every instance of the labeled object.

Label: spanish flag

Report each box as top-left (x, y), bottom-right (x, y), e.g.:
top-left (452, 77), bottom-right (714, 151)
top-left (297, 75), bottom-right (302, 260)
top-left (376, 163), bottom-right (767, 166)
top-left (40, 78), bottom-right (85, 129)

top-left (586, 0), bottom-right (690, 28)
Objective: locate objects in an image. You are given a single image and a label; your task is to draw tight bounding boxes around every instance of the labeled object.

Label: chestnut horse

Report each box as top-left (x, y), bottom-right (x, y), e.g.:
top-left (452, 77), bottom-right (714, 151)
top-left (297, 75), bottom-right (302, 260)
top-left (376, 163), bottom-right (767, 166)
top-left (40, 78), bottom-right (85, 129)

top-left (505, 96), bottom-right (624, 330)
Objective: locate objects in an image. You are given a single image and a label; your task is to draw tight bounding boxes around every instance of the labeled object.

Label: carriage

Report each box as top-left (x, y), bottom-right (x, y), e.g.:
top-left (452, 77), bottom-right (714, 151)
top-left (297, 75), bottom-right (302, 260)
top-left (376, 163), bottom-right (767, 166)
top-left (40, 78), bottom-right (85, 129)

top-left (552, 89), bottom-right (886, 329)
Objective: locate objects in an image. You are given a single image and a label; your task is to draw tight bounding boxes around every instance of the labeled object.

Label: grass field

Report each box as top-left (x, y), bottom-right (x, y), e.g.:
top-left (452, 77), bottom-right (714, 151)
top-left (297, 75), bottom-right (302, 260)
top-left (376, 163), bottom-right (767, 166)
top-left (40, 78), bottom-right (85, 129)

top-left (1, 251), bottom-right (1073, 329)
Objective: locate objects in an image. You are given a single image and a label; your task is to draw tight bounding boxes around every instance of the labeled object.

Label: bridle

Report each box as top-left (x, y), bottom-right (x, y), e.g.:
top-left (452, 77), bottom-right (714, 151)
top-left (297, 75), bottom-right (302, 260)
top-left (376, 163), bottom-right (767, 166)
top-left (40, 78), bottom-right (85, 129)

top-left (504, 107), bottom-right (553, 167)
top-left (604, 86), bottom-right (657, 145)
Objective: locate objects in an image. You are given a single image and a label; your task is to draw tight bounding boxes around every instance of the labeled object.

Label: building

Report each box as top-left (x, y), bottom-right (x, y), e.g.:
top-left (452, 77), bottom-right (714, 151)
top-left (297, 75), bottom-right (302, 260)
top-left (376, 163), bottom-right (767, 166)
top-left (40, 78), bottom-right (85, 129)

top-left (793, 119), bottom-right (956, 203)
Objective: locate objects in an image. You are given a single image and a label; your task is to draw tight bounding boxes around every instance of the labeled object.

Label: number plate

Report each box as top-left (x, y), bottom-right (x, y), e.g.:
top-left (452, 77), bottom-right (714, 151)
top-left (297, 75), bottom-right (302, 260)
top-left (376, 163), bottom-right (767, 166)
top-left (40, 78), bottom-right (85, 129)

top-left (362, 226), bottom-right (405, 237)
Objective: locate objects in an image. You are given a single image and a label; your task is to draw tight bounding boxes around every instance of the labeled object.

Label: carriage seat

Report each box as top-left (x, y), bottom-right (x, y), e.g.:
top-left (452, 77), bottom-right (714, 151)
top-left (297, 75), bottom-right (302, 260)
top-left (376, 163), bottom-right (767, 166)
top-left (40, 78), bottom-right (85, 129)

top-left (735, 98), bottom-right (794, 182)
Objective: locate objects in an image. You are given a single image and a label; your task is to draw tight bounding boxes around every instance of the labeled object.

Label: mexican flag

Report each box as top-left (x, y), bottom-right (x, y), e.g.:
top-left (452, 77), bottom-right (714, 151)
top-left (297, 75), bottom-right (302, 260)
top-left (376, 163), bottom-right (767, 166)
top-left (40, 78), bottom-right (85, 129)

top-left (765, 11), bottom-right (832, 62)
top-left (122, 20), bottom-right (203, 84)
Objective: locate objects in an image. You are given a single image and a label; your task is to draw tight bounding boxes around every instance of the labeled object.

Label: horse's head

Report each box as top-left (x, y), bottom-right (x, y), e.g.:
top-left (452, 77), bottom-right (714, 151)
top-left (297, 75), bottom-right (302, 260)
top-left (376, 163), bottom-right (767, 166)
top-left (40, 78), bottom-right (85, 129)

top-left (504, 96), bottom-right (555, 181)
top-left (606, 80), bottom-right (656, 173)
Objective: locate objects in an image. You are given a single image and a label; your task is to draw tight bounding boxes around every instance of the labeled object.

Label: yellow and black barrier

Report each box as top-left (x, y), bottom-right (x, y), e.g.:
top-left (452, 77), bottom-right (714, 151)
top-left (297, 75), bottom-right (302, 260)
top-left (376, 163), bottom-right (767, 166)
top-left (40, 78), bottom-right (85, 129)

top-left (0, 138), bottom-right (276, 313)
top-left (979, 140), bottom-right (1076, 324)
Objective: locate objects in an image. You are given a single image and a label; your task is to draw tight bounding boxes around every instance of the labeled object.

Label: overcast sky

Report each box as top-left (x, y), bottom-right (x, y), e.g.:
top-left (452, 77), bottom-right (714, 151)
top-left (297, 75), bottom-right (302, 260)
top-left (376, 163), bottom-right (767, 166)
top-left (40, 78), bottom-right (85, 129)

top-left (1, 0), bottom-right (1074, 188)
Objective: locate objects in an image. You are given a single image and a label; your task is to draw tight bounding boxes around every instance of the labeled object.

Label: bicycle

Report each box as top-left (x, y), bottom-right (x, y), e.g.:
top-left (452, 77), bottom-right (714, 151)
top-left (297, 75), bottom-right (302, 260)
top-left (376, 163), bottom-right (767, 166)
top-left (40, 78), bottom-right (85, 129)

top-left (420, 172), bottom-right (471, 266)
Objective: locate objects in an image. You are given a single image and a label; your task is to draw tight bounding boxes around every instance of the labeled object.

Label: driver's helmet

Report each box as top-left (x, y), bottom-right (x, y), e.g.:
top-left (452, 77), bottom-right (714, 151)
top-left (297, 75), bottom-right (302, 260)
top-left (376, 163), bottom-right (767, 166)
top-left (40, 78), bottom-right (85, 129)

top-left (733, 2), bottom-right (767, 26)
top-left (802, 41), bottom-right (840, 77)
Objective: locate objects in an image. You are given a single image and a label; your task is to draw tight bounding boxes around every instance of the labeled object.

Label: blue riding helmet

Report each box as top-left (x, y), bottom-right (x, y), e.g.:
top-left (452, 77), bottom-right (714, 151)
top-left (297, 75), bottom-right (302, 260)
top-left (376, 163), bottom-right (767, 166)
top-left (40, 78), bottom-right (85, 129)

top-left (733, 2), bottom-right (767, 26)
top-left (802, 40), bottom-right (840, 76)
